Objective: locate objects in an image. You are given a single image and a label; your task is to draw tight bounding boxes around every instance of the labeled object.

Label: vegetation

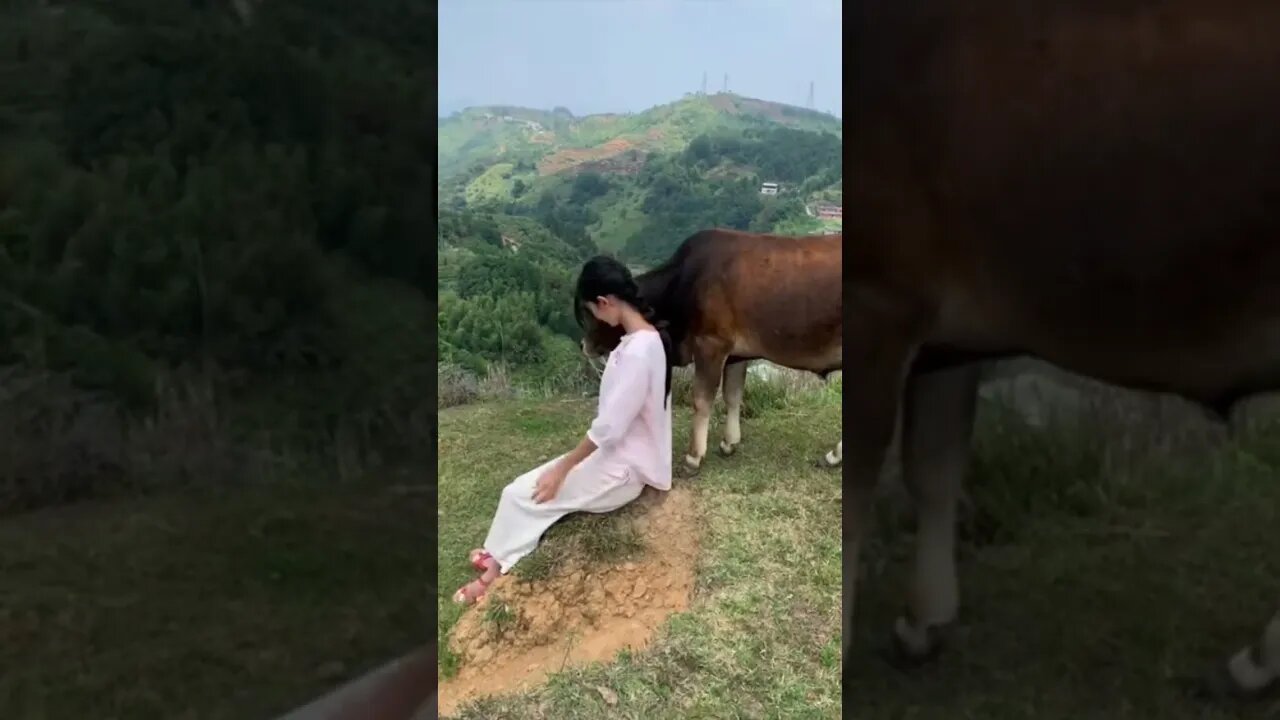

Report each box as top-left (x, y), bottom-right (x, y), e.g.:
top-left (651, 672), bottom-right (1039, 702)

top-left (436, 96), bottom-right (843, 388)
top-left (436, 93), bottom-right (840, 180)
top-left (440, 364), bottom-right (1280, 719)
top-left (0, 1), bottom-right (432, 716)
top-left (1, 0), bottom-right (437, 499)
top-left (0, 476), bottom-right (427, 719)
top-left (438, 368), bottom-right (842, 718)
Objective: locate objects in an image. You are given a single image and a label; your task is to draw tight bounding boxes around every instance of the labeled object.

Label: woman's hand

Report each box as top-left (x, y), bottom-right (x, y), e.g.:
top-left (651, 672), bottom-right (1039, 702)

top-left (532, 464), bottom-right (568, 504)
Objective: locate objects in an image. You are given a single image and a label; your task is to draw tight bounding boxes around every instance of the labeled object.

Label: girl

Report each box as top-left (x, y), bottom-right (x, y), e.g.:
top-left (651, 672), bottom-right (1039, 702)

top-left (453, 256), bottom-right (676, 605)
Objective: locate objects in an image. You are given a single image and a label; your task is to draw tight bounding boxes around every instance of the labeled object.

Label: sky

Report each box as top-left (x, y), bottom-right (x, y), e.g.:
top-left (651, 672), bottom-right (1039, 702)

top-left (438, 0), bottom-right (842, 118)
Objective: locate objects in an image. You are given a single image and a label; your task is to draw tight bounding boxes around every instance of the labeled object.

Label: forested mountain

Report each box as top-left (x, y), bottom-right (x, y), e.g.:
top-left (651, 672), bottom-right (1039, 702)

top-left (436, 93), bottom-right (842, 386)
top-left (0, 0), bottom-right (435, 481)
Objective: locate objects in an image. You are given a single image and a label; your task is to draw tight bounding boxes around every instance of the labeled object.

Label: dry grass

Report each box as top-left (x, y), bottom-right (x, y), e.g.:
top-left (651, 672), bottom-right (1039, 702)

top-left (0, 366), bottom-right (266, 512)
top-left (0, 362), bottom-right (434, 510)
top-left (438, 363), bottom-right (520, 409)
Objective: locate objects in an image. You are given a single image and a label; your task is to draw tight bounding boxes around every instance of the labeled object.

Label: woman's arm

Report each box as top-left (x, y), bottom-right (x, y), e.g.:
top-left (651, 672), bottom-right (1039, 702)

top-left (533, 343), bottom-right (650, 503)
top-left (551, 434), bottom-right (598, 477)
top-left (585, 345), bottom-right (649, 450)
top-left (533, 433), bottom-right (601, 504)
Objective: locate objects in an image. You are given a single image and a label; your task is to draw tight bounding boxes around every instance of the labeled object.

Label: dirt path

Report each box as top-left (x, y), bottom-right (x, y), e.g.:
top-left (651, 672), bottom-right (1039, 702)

top-left (438, 486), bottom-right (700, 717)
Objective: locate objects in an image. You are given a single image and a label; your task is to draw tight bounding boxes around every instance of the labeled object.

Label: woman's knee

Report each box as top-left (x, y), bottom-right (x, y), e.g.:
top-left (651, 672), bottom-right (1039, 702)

top-left (502, 472), bottom-right (538, 500)
top-left (500, 480), bottom-right (523, 501)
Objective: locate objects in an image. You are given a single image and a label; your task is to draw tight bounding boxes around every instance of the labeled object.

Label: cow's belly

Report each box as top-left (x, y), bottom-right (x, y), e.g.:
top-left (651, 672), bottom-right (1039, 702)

top-left (933, 305), bottom-right (1280, 405)
top-left (733, 335), bottom-right (842, 375)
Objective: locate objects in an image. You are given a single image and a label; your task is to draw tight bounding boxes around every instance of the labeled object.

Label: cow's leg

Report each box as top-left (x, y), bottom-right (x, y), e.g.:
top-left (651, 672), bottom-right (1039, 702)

top-left (684, 344), bottom-right (728, 473)
top-left (890, 364), bottom-right (980, 663)
top-left (820, 371), bottom-right (844, 467)
top-left (822, 439), bottom-right (843, 467)
top-left (1196, 606), bottom-right (1280, 700)
top-left (718, 360), bottom-right (748, 457)
top-left (843, 339), bottom-right (917, 676)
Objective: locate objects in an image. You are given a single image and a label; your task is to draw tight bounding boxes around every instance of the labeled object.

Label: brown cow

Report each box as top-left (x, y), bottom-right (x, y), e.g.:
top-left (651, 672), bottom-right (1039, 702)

top-left (578, 229), bottom-right (842, 473)
top-left (848, 0), bottom-right (1280, 701)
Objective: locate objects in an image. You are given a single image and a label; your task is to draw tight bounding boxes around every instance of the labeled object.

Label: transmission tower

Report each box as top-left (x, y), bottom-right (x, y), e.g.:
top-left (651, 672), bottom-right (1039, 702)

top-left (807, 81), bottom-right (815, 109)
top-left (701, 71), bottom-right (707, 95)
top-left (723, 73), bottom-right (729, 93)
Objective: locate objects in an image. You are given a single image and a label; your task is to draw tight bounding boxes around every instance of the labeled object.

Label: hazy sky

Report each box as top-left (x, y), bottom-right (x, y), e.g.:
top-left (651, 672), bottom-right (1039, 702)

top-left (438, 0), bottom-right (842, 118)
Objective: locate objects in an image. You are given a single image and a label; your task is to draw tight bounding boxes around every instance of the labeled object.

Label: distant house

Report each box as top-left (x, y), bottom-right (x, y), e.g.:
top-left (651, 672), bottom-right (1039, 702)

top-left (760, 182), bottom-right (779, 196)
top-left (814, 203), bottom-right (842, 219)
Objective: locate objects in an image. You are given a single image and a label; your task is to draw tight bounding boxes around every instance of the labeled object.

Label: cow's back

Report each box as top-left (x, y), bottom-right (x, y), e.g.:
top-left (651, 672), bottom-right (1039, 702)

top-left (853, 1), bottom-right (1280, 405)
top-left (665, 229), bottom-right (842, 372)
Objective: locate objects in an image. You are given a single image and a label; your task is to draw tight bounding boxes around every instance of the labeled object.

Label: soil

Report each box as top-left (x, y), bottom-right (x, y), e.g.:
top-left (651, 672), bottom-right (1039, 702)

top-left (537, 138), bottom-right (637, 175)
top-left (438, 486), bottom-right (699, 717)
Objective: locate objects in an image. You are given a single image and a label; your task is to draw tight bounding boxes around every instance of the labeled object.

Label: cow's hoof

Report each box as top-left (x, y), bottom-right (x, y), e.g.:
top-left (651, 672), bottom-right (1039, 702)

top-left (882, 618), bottom-right (947, 670)
top-left (717, 441), bottom-right (738, 457)
top-left (1177, 662), bottom-right (1278, 703)
top-left (677, 457), bottom-right (702, 479)
top-left (814, 455), bottom-right (841, 469)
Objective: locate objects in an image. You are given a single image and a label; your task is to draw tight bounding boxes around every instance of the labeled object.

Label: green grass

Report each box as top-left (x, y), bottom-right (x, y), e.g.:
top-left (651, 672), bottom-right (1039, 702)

top-left (439, 363), bottom-right (1280, 718)
top-left (587, 189), bottom-right (647, 251)
top-left (772, 213), bottom-right (825, 236)
top-left (0, 476), bottom-right (428, 720)
top-left (848, 385), bottom-right (1280, 720)
top-left (437, 375), bottom-right (842, 718)
top-left (464, 162), bottom-right (517, 205)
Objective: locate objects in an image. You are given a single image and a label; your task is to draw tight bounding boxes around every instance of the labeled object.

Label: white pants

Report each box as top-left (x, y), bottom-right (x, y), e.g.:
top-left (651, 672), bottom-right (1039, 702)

top-left (483, 451), bottom-right (646, 573)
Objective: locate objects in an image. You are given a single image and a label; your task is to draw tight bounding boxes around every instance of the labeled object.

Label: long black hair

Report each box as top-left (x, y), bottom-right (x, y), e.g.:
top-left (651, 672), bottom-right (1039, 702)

top-left (574, 255), bottom-right (677, 407)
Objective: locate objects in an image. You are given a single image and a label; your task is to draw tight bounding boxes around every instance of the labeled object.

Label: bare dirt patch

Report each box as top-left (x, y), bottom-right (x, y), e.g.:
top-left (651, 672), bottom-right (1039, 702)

top-left (438, 486), bottom-right (699, 717)
top-left (538, 138), bottom-right (637, 175)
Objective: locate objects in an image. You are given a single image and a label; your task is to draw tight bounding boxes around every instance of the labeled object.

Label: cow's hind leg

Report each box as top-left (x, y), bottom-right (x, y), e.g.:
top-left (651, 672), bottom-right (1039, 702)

top-left (683, 343), bottom-right (728, 474)
top-left (814, 372), bottom-right (843, 468)
top-left (890, 364), bottom-right (980, 664)
top-left (718, 360), bottom-right (748, 457)
top-left (1195, 607), bottom-right (1280, 700)
top-left (821, 440), bottom-right (843, 468)
top-left (842, 339), bottom-right (917, 678)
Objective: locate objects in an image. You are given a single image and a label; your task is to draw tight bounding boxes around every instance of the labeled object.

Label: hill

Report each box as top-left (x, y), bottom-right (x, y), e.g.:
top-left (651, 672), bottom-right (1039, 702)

top-left (436, 207), bottom-right (595, 389)
top-left (437, 93), bottom-right (841, 181)
top-left (437, 94), bottom-right (843, 261)
top-left (435, 95), bottom-right (842, 390)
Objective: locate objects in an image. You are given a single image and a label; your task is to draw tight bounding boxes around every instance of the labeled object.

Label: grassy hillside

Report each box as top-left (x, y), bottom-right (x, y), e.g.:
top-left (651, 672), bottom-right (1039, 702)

top-left (849, 372), bottom-right (1280, 720)
top-left (438, 93), bottom-right (843, 257)
top-left (437, 93), bottom-right (841, 181)
top-left (0, 475), bottom-right (428, 719)
top-left (437, 369), bottom-right (843, 718)
top-left (437, 363), bottom-right (1280, 719)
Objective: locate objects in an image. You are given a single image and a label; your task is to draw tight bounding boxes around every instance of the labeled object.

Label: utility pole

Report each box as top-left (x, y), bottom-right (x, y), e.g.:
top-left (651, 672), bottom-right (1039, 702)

top-left (723, 73), bottom-right (729, 93)
top-left (807, 81), bottom-right (815, 109)
top-left (701, 71), bottom-right (707, 95)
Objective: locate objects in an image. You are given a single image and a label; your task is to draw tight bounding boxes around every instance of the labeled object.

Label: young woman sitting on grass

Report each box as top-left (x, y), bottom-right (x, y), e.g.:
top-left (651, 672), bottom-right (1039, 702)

top-left (453, 255), bottom-right (676, 605)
